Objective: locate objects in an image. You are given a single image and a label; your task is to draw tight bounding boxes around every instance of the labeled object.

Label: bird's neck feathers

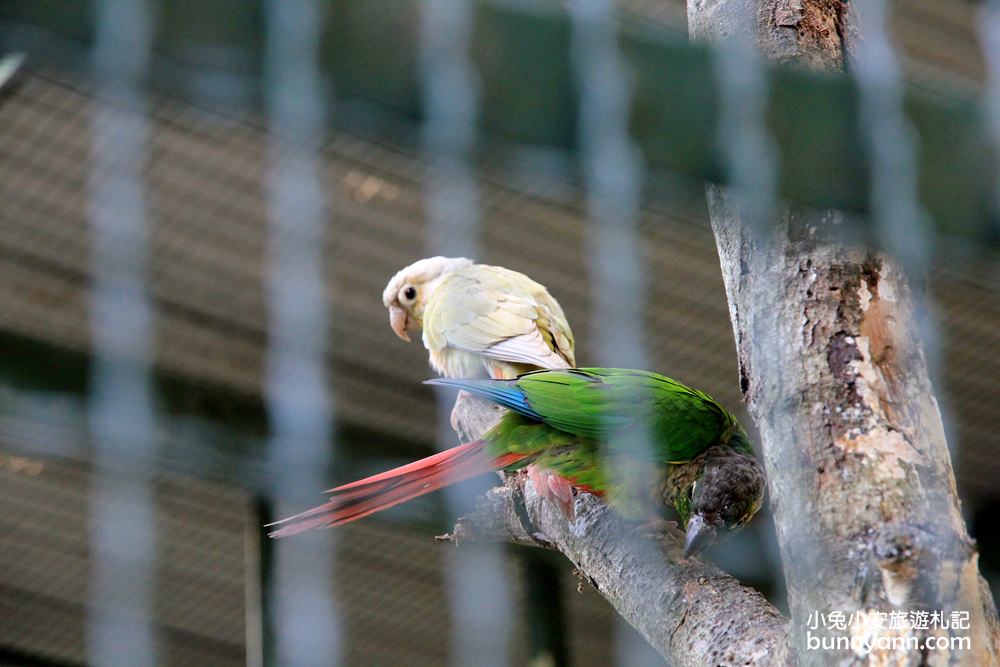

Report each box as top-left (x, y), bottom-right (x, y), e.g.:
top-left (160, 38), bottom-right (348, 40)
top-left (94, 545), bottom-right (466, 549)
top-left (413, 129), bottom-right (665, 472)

top-left (722, 424), bottom-right (755, 455)
top-left (417, 273), bottom-right (449, 313)
top-left (413, 259), bottom-right (473, 318)
top-left (659, 454), bottom-right (705, 525)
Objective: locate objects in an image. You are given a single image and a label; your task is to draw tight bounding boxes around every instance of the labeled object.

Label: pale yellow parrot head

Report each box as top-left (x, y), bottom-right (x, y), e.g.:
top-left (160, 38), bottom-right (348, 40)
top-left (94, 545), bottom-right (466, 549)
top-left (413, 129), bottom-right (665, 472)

top-left (382, 256), bottom-right (473, 342)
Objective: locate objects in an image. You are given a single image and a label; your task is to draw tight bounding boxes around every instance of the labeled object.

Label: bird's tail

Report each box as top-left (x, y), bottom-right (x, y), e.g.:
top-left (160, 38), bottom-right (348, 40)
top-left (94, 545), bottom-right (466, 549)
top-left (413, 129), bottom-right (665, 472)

top-left (267, 440), bottom-right (528, 538)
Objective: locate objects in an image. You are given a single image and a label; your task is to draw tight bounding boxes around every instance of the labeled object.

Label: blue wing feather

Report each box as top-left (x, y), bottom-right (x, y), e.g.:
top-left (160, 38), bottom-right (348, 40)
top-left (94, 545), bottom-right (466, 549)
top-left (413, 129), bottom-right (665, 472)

top-left (424, 378), bottom-right (544, 421)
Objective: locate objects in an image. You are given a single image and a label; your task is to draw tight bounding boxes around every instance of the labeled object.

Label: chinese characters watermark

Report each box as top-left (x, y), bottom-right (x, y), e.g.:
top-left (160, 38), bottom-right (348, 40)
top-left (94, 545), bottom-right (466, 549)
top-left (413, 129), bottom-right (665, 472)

top-left (805, 609), bottom-right (972, 655)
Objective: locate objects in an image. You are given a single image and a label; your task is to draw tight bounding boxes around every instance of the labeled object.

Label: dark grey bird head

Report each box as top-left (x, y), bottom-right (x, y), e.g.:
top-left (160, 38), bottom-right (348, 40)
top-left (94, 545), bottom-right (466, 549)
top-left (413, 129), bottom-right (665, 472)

top-left (682, 445), bottom-right (766, 557)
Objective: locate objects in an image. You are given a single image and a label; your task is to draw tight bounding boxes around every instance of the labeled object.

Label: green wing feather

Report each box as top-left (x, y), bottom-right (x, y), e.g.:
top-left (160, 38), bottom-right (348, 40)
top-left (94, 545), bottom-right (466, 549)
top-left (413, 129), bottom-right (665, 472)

top-left (513, 368), bottom-right (741, 462)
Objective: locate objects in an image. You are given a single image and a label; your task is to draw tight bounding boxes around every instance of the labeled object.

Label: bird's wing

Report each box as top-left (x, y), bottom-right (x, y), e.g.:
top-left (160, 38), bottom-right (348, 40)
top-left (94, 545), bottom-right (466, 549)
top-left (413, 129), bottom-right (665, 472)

top-left (423, 265), bottom-right (575, 370)
top-left (428, 369), bottom-right (644, 438)
top-left (514, 368), bottom-right (736, 461)
top-left (427, 368), bottom-right (736, 463)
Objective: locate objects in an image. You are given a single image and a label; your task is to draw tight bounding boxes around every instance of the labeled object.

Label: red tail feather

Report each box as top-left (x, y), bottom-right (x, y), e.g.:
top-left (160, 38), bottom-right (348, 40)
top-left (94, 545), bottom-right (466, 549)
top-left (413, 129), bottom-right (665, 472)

top-left (268, 440), bottom-right (527, 538)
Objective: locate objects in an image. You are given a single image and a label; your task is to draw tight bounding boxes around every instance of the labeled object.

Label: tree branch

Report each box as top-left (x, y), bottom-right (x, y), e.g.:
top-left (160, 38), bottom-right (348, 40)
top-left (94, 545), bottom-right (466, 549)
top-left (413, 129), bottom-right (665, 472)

top-left (443, 392), bottom-right (790, 667)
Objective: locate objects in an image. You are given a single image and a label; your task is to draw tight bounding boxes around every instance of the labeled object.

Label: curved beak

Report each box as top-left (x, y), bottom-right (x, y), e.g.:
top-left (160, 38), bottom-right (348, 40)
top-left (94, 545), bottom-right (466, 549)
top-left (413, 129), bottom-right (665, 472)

top-left (388, 305), bottom-right (411, 342)
top-left (683, 514), bottom-right (716, 558)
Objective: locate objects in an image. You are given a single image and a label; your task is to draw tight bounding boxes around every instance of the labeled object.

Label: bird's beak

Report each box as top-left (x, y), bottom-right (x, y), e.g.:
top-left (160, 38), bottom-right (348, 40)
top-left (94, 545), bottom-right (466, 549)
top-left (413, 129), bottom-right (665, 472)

top-left (683, 514), bottom-right (716, 558)
top-left (389, 306), bottom-right (411, 342)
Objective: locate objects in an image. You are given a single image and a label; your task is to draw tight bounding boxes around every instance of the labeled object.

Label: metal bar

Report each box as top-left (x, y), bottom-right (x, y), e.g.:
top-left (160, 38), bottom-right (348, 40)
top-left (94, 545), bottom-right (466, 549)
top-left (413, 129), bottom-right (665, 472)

top-left (570, 0), bottom-right (648, 371)
top-left (419, 3), bottom-right (515, 666)
top-left (261, 1), bottom-right (340, 664)
top-left (855, 0), bottom-right (931, 278)
top-left (853, 0), bottom-right (954, 450)
top-left (84, 1), bottom-right (158, 665)
top-left (711, 24), bottom-right (778, 244)
top-left (568, 1), bottom-right (660, 664)
top-left (420, 0), bottom-right (480, 261)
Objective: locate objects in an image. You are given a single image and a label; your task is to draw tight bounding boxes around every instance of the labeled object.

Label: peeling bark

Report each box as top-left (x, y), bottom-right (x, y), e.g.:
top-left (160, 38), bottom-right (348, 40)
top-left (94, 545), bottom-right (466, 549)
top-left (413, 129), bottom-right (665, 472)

top-left (687, 0), bottom-right (849, 71)
top-left (443, 392), bottom-right (790, 667)
top-left (689, 1), bottom-right (1000, 664)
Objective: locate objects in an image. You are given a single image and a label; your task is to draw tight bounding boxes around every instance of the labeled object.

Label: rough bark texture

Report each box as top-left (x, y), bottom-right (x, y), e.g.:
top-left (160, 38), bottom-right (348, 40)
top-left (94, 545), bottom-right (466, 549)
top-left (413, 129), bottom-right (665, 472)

top-left (689, 1), bottom-right (1000, 664)
top-left (444, 393), bottom-right (790, 667)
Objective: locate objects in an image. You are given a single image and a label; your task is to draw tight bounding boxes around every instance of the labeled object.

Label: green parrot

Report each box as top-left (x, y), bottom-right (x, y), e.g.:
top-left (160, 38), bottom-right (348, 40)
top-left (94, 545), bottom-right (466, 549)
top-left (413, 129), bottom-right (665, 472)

top-left (269, 368), bottom-right (765, 556)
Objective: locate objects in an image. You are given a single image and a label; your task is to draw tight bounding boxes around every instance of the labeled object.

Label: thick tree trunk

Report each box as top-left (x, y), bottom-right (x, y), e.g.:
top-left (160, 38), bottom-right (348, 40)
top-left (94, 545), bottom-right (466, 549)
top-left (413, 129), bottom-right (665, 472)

top-left (688, 1), bottom-right (1000, 664)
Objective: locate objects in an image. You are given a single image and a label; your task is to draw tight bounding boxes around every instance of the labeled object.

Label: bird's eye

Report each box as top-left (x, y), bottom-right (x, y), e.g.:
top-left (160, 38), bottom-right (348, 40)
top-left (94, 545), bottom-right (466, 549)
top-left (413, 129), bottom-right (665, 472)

top-left (401, 286), bottom-right (417, 302)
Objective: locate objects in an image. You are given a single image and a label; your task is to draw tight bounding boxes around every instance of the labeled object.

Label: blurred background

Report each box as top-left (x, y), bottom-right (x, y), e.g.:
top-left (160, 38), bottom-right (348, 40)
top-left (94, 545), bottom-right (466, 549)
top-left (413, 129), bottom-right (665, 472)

top-left (0, 0), bottom-right (998, 665)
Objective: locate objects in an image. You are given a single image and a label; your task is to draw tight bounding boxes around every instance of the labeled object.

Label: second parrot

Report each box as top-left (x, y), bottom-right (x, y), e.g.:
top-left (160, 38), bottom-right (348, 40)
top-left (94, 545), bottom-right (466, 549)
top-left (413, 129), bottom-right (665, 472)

top-left (269, 367), bottom-right (765, 556)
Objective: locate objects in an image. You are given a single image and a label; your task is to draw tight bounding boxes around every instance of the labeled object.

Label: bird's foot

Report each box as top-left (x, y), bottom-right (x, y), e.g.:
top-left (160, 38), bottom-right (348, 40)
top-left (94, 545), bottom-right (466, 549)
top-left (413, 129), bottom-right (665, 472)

top-left (526, 465), bottom-right (576, 521)
top-left (634, 516), bottom-right (684, 541)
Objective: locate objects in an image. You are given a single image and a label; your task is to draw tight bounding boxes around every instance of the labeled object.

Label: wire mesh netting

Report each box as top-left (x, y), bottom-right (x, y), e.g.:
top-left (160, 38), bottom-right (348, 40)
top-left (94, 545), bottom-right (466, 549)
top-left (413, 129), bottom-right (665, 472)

top-left (1, 0), bottom-right (999, 665)
top-left (0, 63), bottom-right (712, 667)
top-left (0, 456), bottom-right (247, 665)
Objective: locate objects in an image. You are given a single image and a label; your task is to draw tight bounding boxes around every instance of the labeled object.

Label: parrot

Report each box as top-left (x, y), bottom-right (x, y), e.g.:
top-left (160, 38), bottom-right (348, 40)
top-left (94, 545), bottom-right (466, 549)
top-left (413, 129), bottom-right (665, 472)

top-left (382, 256), bottom-right (575, 380)
top-left (268, 368), bottom-right (766, 557)
top-left (383, 256), bottom-right (579, 511)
